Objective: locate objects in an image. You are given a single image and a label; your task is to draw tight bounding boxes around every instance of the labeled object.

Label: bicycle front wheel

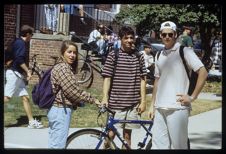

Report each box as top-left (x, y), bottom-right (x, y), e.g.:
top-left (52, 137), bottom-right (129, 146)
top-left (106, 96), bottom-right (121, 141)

top-left (66, 129), bottom-right (117, 149)
top-left (77, 60), bottom-right (93, 84)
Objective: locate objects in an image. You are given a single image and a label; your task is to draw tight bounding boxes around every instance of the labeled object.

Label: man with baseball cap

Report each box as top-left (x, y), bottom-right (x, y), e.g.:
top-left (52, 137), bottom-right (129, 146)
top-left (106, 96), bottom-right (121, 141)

top-left (148, 21), bottom-right (208, 149)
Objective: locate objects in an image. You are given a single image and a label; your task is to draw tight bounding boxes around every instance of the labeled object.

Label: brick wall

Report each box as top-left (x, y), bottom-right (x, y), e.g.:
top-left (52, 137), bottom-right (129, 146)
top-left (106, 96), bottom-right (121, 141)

top-left (4, 5), bottom-right (35, 48)
top-left (29, 34), bottom-right (65, 84)
top-left (4, 5), bottom-right (17, 49)
top-left (20, 5), bottom-right (35, 28)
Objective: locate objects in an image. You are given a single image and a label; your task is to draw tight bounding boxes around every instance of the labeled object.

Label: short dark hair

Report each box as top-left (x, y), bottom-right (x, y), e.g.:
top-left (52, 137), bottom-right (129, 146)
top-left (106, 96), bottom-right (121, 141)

top-left (183, 26), bottom-right (192, 31)
top-left (20, 25), bottom-right (34, 37)
top-left (143, 45), bottom-right (151, 49)
top-left (118, 26), bottom-right (135, 39)
top-left (97, 24), bottom-right (104, 29)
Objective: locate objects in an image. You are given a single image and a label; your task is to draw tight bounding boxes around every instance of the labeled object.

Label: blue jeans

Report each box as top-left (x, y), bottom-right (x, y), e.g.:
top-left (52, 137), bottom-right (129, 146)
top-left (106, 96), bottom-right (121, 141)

top-left (96, 39), bottom-right (106, 55)
top-left (47, 106), bottom-right (73, 149)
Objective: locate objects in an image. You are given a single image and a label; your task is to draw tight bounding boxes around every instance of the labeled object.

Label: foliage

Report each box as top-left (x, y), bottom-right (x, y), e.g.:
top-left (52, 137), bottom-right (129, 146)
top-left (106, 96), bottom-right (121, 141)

top-left (116, 4), bottom-right (221, 34)
top-left (115, 4), bottom-right (222, 59)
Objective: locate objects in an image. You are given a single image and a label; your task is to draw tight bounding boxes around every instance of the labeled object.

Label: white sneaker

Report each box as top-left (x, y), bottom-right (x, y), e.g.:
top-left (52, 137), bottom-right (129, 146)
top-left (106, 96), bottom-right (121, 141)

top-left (28, 119), bottom-right (44, 129)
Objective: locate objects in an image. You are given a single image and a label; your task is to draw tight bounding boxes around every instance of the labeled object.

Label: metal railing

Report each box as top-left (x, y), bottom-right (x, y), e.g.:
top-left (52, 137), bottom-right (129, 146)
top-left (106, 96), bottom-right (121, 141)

top-left (33, 4), bottom-right (121, 37)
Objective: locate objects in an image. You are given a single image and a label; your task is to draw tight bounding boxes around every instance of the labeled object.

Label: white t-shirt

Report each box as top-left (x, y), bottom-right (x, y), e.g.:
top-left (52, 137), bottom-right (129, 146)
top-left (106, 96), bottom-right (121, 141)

top-left (141, 50), bottom-right (154, 72)
top-left (88, 29), bottom-right (101, 43)
top-left (154, 42), bottom-right (204, 109)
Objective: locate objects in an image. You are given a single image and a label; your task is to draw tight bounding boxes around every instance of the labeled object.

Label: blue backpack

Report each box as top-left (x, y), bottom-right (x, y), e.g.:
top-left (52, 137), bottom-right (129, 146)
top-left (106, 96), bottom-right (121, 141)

top-left (32, 67), bottom-right (56, 109)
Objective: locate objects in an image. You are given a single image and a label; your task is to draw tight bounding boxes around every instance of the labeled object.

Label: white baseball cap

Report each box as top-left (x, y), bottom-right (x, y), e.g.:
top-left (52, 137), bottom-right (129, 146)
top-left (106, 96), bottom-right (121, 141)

top-left (160, 21), bottom-right (177, 31)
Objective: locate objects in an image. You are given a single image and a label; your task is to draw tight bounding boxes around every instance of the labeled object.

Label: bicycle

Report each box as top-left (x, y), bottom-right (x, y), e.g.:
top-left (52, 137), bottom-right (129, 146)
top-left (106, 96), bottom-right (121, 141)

top-left (66, 105), bottom-right (153, 149)
top-left (29, 52), bottom-right (97, 88)
top-left (29, 54), bottom-right (44, 80)
top-left (29, 54), bottom-right (59, 80)
top-left (72, 33), bottom-right (113, 88)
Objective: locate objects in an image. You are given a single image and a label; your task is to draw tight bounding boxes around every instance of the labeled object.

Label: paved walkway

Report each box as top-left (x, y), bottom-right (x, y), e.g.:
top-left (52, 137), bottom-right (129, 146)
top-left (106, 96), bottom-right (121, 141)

top-left (4, 93), bottom-right (222, 149)
top-left (197, 92), bottom-right (222, 101)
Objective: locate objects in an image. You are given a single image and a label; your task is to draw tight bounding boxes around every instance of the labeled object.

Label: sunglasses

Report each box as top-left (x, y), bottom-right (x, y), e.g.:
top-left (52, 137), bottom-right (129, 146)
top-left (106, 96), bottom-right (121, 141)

top-left (161, 33), bottom-right (174, 38)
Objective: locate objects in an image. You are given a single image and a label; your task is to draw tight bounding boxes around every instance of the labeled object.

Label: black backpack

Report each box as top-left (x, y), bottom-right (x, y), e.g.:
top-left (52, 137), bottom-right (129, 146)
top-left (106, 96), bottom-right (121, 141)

top-left (179, 46), bottom-right (198, 95)
top-left (156, 46), bottom-right (211, 95)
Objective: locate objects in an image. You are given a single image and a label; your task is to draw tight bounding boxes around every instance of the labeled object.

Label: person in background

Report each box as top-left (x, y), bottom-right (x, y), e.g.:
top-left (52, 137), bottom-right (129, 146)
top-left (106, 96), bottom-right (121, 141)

top-left (106, 25), bottom-right (118, 47)
top-left (48, 40), bottom-right (101, 149)
top-left (4, 25), bottom-right (44, 129)
top-left (101, 26), bottom-right (147, 149)
top-left (61, 4), bottom-right (86, 24)
top-left (88, 24), bottom-right (106, 55)
top-left (141, 44), bottom-right (154, 73)
top-left (178, 26), bottom-right (193, 48)
top-left (140, 45), bottom-right (155, 86)
top-left (148, 21), bottom-right (208, 149)
top-left (44, 4), bottom-right (58, 34)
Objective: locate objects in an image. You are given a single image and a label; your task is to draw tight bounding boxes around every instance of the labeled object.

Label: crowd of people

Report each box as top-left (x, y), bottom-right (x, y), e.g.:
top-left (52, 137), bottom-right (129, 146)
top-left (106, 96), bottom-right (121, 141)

top-left (87, 24), bottom-right (120, 56)
top-left (5, 20), bottom-right (211, 149)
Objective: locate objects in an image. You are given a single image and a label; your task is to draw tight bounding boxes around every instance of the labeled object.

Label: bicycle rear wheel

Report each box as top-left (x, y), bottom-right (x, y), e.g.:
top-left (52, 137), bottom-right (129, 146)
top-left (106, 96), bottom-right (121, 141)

top-left (66, 129), bottom-right (117, 149)
top-left (77, 59), bottom-right (93, 84)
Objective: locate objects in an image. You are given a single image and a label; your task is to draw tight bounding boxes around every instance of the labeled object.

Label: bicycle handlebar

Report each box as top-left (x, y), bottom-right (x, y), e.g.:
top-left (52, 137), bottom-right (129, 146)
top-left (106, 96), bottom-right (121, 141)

top-left (98, 105), bottom-right (115, 116)
top-left (31, 54), bottom-right (39, 59)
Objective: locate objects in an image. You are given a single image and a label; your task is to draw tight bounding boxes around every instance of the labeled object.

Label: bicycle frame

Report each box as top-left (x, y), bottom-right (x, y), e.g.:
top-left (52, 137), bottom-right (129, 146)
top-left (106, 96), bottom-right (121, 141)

top-left (29, 54), bottom-right (44, 79)
top-left (79, 50), bottom-right (103, 74)
top-left (96, 112), bottom-right (153, 149)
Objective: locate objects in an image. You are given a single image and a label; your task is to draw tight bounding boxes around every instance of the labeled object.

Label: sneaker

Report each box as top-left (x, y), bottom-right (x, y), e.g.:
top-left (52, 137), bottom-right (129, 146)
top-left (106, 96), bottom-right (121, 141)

top-left (28, 119), bottom-right (44, 129)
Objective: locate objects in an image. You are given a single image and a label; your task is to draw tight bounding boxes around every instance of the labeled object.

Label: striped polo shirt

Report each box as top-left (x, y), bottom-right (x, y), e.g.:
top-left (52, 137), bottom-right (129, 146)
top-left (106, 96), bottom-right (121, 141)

top-left (102, 49), bottom-right (147, 110)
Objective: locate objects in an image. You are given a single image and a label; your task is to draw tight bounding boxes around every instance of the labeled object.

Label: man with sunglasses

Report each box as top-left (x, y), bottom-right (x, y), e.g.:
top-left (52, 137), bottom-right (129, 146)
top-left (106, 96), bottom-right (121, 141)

top-left (148, 21), bottom-right (208, 149)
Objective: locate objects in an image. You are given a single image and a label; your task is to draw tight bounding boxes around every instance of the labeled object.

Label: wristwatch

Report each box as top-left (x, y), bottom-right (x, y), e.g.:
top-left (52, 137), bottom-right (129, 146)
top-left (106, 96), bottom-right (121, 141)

top-left (189, 96), bottom-right (194, 102)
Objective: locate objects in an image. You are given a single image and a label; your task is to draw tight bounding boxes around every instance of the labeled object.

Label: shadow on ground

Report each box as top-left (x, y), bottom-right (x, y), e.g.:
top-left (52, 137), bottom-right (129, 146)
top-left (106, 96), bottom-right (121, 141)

top-left (189, 131), bottom-right (222, 149)
top-left (5, 115), bottom-right (46, 127)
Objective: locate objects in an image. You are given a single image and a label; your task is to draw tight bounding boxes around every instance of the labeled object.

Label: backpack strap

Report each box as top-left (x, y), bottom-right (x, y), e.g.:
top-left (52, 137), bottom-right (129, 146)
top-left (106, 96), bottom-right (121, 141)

top-left (108, 48), bottom-right (119, 95)
top-left (134, 50), bottom-right (143, 74)
top-left (156, 50), bottom-right (161, 60)
top-left (113, 48), bottom-right (119, 75)
top-left (179, 45), bottom-right (191, 81)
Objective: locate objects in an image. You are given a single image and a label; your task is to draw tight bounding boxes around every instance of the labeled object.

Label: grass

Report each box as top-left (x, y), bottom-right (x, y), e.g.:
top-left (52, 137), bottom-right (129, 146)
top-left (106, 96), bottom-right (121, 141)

top-left (202, 81), bottom-right (222, 94)
top-left (4, 81), bottom-right (222, 128)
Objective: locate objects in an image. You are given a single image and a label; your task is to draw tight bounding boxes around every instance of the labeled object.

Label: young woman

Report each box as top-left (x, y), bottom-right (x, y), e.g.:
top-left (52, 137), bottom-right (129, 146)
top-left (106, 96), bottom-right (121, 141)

top-left (47, 40), bottom-right (101, 149)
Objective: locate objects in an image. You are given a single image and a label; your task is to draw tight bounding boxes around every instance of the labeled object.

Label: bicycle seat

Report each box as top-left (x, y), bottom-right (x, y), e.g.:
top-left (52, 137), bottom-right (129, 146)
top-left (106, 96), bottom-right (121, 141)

top-left (81, 43), bottom-right (100, 55)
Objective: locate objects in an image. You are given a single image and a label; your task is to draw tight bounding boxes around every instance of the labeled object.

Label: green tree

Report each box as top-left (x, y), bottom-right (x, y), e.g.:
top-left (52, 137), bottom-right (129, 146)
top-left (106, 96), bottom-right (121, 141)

top-left (116, 4), bottom-right (221, 63)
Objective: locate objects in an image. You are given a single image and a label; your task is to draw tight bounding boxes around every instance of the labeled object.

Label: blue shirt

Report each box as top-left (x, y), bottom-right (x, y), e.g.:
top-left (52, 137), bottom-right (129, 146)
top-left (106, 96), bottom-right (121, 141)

top-left (12, 38), bottom-right (27, 74)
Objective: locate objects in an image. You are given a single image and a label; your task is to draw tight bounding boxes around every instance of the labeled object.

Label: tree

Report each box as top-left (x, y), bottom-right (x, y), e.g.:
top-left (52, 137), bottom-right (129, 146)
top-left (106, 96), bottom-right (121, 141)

top-left (115, 4), bottom-right (222, 63)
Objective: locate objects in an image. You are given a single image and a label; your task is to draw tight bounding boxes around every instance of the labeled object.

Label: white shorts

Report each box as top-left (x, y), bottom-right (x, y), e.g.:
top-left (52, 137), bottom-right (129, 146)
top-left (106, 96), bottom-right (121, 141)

top-left (4, 69), bottom-right (29, 97)
top-left (113, 107), bottom-right (141, 129)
